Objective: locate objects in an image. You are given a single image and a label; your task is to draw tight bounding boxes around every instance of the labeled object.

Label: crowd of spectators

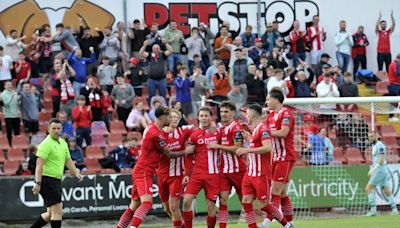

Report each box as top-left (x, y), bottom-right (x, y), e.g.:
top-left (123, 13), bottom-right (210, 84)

top-left (0, 10), bottom-right (398, 174)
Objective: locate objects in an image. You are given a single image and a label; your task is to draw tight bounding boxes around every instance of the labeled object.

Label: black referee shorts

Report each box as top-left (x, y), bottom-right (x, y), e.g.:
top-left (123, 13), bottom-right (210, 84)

top-left (39, 176), bottom-right (62, 207)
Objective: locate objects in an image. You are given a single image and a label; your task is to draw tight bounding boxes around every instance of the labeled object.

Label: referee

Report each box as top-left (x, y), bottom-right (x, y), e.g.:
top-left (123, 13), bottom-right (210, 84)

top-left (31, 118), bottom-right (83, 228)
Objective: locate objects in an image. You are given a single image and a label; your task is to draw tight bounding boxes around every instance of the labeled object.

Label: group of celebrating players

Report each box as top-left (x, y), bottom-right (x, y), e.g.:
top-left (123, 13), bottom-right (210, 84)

top-left (116, 87), bottom-right (295, 228)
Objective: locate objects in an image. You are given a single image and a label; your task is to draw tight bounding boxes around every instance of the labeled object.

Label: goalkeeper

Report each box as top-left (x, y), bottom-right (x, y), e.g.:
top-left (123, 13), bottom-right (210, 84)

top-left (365, 132), bottom-right (398, 216)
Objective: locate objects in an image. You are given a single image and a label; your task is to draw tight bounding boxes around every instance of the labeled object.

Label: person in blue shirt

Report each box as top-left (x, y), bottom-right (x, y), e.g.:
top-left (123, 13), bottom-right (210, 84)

top-left (174, 65), bottom-right (194, 117)
top-left (68, 137), bottom-right (86, 171)
top-left (365, 132), bottom-right (398, 216)
top-left (240, 25), bottom-right (257, 48)
top-left (107, 138), bottom-right (135, 172)
top-left (67, 46), bottom-right (96, 99)
top-left (308, 124), bottom-right (326, 165)
top-left (57, 111), bottom-right (74, 140)
top-left (319, 128), bottom-right (334, 163)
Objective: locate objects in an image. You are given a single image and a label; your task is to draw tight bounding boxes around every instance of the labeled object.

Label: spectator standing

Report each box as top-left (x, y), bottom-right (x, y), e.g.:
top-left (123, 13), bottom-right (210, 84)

top-left (335, 20), bottom-right (354, 73)
top-left (338, 72), bottom-right (359, 112)
top-left (228, 83), bottom-right (245, 112)
top-left (145, 23), bottom-right (163, 50)
top-left (53, 23), bottom-right (79, 56)
top-left (290, 62), bottom-right (315, 97)
top-left (376, 11), bottom-right (396, 72)
top-left (308, 125), bottom-right (326, 165)
top-left (0, 46), bottom-right (14, 91)
top-left (125, 57), bottom-right (145, 96)
top-left (267, 68), bottom-right (288, 96)
top-left (319, 128), bottom-right (334, 163)
top-left (99, 27), bottom-right (121, 66)
top-left (316, 72), bottom-right (340, 110)
top-left (246, 65), bottom-right (265, 105)
top-left (30, 27), bottom-right (52, 79)
top-left (352, 26), bottom-right (369, 76)
top-left (231, 48), bottom-right (252, 102)
top-left (129, 19), bottom-right (150, 59)
top-left (308, 15), bottom-right (327, 73)
top-left (15, 52), bottom-right (31, 82)
top-left (5, 29), bottom-right (27, 61)
top-left (316, 54), bottom-right (332, 77)
top-left (1, 81), bottom-right (20, 146)
top-left (77, 19), bottom-right (104, 60)
top-left (72, 95), bottom-right (93, 148)
top-left (164, 20), bottom-right (184, 74)
top-left (387, 54), bottom-right (400, 96)
top-left (97, 56), bottom-right (117, 94)
top-left (186, 27), bottom-right (207, 74)
top-left (240, 25), bottom-right (257, 48)
top-left (126, 101), bottom-right (151, 131)
top-left (248, 38), bottom-right (267, 67)
top-left (261, 22), bottom-right (280, 52)
top-left (212, 63), bottom-right (231, 103)
top-left (198, 22), bottom-right (215, 68)
top-left (174, 66), bottom-right (193, 116)
top-left (115, 21), bottom-right (129, 73)
top-left (55, 61), bottom-right (76, 118)
top-left (68, 138), bottom-right (86, 171)
top-left (214, 26), bottom-right (233, 68)
top-left (57, 111), bottom-right (74, 140)
top-left (111, 75), bottom-right (135, 126)
top-left (67, 47), bottom-right (96, 98)
top-left (225, 36), bottom-right (245, 69)
top-left (289, 20), bottom-right (307, 67)
top-left (190, 65), bottom-right (210, 115)
top-left (79, 77), bottom-right (103, 121)
top-left (139, 39), bottom-right (172, 102)
top-left (267, 47), bottom-right (288, 69)
top-left (100, 87), bottom-right (113, 131)
top-left (17, 81), bottom-right (39, 135)
top-left (205, 57), bottom-right (221, 91)
top-left (215, 21), bottom-right (239, 40)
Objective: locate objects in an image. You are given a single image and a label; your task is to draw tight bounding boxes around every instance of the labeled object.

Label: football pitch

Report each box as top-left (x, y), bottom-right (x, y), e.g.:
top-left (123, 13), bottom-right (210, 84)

top-left (153, 215), bottom-right (399, 228)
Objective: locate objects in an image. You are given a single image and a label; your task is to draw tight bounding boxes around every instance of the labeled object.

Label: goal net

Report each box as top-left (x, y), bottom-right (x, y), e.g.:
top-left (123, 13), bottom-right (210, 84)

top-left (284, 96), bottom-right (400, 220)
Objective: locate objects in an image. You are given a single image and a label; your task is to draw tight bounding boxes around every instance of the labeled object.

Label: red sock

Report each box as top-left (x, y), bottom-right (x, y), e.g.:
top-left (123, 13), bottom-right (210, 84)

top-left (172, 220), bottom-right (182, 228)
top-left (207, 216), bottom-right (217, 228)
top-left (131, 201), bottom-right (153, 227)
top-left (266, 194), bottom-right (281, 221)
top-left (219, 204), bottom-right (228, 228)
top-left (117, 207), bottom-right (134, 228)
top-left (242, 203), bottom-right (257, 228)
top-left (182, 211), bottom-right (193, 228)
top-left (281, 196), bottom-right (293, 222)
top-left (262, 204), bottom-right (287, 226)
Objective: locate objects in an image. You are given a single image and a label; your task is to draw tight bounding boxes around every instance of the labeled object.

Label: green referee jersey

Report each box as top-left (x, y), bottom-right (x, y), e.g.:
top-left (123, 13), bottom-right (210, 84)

top-left (37, 135), bottom-right (71, 179)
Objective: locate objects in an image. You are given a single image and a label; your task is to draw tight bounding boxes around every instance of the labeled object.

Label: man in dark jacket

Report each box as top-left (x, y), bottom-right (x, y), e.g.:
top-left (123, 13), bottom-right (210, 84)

top-left (290, 63), bottom-right (315, 97)
top-left (352, 26), bottom-right (369, 75)
top-left (338, 72), bottom-right (359, 112)
top-left (232, 48), bottom-right (251, 102)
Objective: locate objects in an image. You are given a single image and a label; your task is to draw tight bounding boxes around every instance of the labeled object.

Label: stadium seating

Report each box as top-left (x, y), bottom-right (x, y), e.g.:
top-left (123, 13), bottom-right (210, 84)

top-left (375, 81), bottom-right (389, 95)
top-left (346, 148), bottom-right (365, 164)
top-left (334, 148), bottom-right (347, 164)
top-left (108, 133), bottom-right (123, 147)
top-left (379, 124), bottom-right (397, 138)
top-left (91, 134), bottom-right (107, 147)
top-left (382, 137), bottom-right (399, 150)
top-left (132, 97), bottom-right (150, 111)
top-left (85, 146), bottom-right (104, 159)
top-left (12, 135), bottom-right (29, 150)
top-left (0, 151), bottom-right (5, 162)
top-left (38, 112), bottom-right (52, 125)
top-left (43, 90), bottom-right (52, 102)
top-left (3, 160), bottom-right (20, 175)
top-left (110, 120), bottom-right (127, 135)
top-left (91, 121), bottom-right (109, 136)
top-left (30, 133), bottom-right (46, 146)
top-left (84, 159), bottom-right (102, 173)
top-left (7, 148), bottom-right (26, 162)
top-left (0, 136), bottom-right (10, 151)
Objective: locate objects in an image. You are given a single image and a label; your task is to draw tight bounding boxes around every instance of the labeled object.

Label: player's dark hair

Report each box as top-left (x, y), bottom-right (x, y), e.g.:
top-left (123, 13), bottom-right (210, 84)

top-left (198, 106), bottom-right (213, 116)
top-left (219, 102), bottom-right (236, 111)
top-left (155, 107), bottom-right (170, 118)
top-left (248, 104), bottom-right (263, 116)
top-left (55, 23), bottom-right (64, 28)
top-left (49, 118), bottom-right (62, 126)
top-left (269, 87), bottom-right (285, 104)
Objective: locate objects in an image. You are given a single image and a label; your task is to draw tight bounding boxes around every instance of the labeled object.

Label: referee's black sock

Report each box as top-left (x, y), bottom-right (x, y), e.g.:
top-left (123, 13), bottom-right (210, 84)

top-left (50, 220), bottom-right (62, 228)
top-left (30, 215), bottom-right (47, 228)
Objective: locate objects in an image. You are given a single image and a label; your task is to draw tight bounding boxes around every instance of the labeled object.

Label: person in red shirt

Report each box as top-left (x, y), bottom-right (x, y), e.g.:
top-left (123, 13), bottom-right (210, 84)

top-left (263, 87), bottom-right (296, 227)
top-left (72, 95), bottom-right (93, 148)
top-left (300, 113), bottom-right (314, 156)
top-left (100, 87), bottom-right (113, 131)
top-left (182, 106), bottom-right (221, 228)
top-left (289, 20), bottom-right (307, 67)
top-left (388, 54), bottom-right (400, 96)
top-left (207, 102), bottom-right (243, 228)
top-left (237, 104), bottom-right (292, 228)
top-left (158, 109), bottom-right (193, 228)
top-left (116, 107), bottom-right (192, 228)
top-left (15, 52), bottom-right (31, 82)
top-left (352, 26), bottom-right (369, 76)
top-left (375, 10), bottom-right (396, 72)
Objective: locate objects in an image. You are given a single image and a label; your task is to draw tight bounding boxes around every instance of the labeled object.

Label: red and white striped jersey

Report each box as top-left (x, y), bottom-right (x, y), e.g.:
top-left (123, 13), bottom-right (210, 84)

top-left (158, 128), bottom-right (193, 177)
top-left (188, 128), bottom-right (221, 175)
top-left (220, 120), bottom-right (245, 174)
top-left (307, 25), bottom-right (325, 51)
top-left (247, 122), bottom-right (272, 177)
top-left (267, 106), bottom-right (296, 162)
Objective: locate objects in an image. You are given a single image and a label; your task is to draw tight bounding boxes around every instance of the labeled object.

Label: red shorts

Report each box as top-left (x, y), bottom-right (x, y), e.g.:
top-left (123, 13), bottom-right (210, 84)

top-left (131, 173), bottom-right (154, 201)
top-left (219, 171), bottom-right (245, 195)
top-left (242, 175), bottom-right (270, 201)
top-left (272, 161), bottom-right (295, 183)
top-left (157, 173), bottom-right (184, 202)
top-left (185, 173), bottom-right (219, 201)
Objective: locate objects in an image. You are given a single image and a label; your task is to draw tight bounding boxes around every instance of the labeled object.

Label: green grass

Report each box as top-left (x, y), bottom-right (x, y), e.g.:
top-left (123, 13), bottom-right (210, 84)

top-left (153, 215), bottom-right (399, 228)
